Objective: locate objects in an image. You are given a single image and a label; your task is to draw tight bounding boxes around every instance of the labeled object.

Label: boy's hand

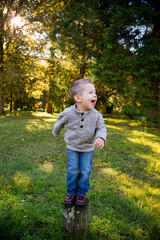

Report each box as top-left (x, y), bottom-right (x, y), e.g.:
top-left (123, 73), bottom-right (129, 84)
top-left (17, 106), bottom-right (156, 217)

top-left (94, 137), bottom-right (105, 149)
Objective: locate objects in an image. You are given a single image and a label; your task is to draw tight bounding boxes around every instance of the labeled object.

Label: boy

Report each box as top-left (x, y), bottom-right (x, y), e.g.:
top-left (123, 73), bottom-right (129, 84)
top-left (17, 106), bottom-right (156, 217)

top-left (52, 78), bottom-right (106, 205)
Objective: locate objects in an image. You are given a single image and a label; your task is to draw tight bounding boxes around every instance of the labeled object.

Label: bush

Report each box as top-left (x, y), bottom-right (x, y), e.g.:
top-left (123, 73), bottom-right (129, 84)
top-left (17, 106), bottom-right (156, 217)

top-left (139, 115), bottom-right (160, 127)
top-left (122, 105), bottom-right (140, 119)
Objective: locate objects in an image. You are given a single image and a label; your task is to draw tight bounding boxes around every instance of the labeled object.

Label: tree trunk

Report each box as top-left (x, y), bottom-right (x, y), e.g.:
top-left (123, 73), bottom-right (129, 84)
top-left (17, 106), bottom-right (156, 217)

top-left (149, 77), bottom-right (159, 118)
top-left (46, 99), bottom-right (52, 114)
top-left (46, 81), bottom-right (52, 114)
top-left (63, 199), bottom-right (90, 239)
top-left (80, 21), bottom-right (87, 78)
top-left (0, 89), bottom-right (4, 114)
top-left (10, 89), bottom-right (13, 111)
top-left (80, 63), bottom-right (86, 78)
top-left (42, 90), bottom-right (46, 112)
top-left (0, 8), bottom-right (4, 114)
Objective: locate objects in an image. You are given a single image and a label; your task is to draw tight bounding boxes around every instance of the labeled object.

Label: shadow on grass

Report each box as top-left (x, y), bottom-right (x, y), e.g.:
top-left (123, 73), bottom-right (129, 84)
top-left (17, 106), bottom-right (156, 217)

top-left (88, 184), bottom-right (160, 240)
top-left (104, 120), bottom-right (160, 188)
top-left (0, 112), bottom-right (66, 239)
top-left (0, 112), bottom-right (159, 239)
top-left (88, 119), bottom-right (160, 239)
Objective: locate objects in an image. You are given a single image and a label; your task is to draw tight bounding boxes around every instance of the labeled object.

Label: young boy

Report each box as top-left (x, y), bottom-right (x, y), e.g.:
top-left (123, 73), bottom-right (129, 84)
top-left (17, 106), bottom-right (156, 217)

top-left (52, 78), bottom-right (106, 206)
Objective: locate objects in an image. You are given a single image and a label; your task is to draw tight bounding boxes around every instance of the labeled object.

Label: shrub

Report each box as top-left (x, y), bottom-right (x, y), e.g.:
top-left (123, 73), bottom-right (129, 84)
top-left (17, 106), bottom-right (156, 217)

top-left (122, 105), bottom-right (140, 119)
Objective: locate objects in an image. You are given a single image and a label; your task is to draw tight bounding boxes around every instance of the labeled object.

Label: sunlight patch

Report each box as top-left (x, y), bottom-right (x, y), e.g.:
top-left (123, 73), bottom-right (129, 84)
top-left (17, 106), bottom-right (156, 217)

top-left (138, 153), bottom-right (159, 165)
top-left (101, 167), bottom-right (160, 203)
top-left (25, 121), bottom-right (50, 131)
top-left (39, 162), bottom-right (54, 172)
top-left (33, 112), bottom-right (58, 117)
top-left (13, 172), bottom-right (31, 186)
top-left (106, 125), bottom-right (122, 131)
top-left (128, 136), bottom-right (160, 154)
top-left (105, 118), bottom-right (129, 123)
top-left (33, 112), bottom-right (58, 122)
top-left (131, 131), bottom-right (157, 138)
top-left (102, 167), bottom-right (120, 176)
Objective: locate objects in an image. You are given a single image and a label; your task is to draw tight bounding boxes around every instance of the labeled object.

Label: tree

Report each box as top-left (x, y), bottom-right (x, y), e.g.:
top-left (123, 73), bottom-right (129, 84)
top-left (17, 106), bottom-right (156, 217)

top-left (50, 0), bottom-right (104, 78)
top-left (0, 0), bottom-right (50, 114)
top-left (1, 0), bottom-right (159, 117)
top-left (0, 5), bottom-right (5, 114)
top-left (47, 49), bottom-right (79, 112)
top-left (91, 0), bottom-right (160, 117)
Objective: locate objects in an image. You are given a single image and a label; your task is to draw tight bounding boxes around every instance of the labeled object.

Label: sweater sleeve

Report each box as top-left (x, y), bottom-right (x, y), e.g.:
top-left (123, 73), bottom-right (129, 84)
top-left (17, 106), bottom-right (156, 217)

top-left (95, 114), bottom-right (107, 143)
top-left (52, 109), bottom-right (69, 136)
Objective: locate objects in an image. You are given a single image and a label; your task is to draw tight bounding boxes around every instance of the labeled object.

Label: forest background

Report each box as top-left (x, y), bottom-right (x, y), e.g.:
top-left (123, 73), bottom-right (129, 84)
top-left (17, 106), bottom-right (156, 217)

top-left (0, 0), bottom-right (159, 126)
top-left (0, 1), bottom-right (160, 240)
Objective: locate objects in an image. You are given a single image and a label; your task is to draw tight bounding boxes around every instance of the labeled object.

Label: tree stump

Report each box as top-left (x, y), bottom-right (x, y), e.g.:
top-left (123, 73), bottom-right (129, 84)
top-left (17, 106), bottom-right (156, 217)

top-left (63, 199), bottom-right (89, 239)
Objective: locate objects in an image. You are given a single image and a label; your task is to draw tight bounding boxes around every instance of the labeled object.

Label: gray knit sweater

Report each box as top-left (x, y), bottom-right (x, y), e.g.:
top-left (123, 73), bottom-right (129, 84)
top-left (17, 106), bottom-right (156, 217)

top-left (52, 105), bottom-right (106, 152)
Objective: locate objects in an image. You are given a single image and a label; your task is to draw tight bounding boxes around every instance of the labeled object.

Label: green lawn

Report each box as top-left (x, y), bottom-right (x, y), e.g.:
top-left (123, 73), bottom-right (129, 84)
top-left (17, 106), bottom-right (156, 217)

top-left (0, 111), bottom-right (160, 240)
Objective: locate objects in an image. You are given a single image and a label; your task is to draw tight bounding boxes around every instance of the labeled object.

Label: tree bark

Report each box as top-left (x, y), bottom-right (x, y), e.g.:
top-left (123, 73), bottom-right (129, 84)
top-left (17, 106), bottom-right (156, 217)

top-left (80, 20), bottom-right (87, 78)
top-left (0, 90), bottom-right (4, 114)
top-left (63, 199), bottom-right (90, 240)
top-left (46, 80), bottom-right (52, 114)
top-left (0, 8), bottom-right (4, 114)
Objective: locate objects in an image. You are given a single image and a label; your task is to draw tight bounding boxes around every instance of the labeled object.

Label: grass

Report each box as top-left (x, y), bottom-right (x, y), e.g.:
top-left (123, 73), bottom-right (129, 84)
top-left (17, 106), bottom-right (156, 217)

top-left (0, 111), bottom-right (160, 240)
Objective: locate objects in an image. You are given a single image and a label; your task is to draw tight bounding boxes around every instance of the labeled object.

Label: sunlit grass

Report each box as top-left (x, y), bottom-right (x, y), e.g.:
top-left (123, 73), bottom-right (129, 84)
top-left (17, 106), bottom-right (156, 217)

top-left (33, 112), bottom-right (58, 122)
top-left (0, 111), bottom-right (160, 240)
top-left (13, 172), bottom-right (31, 185)
top-left (100, 167), bottom-right (160, 201)
top-left (39, 162), bottom-right (54, 172)
top-left (106, 125), bottom-right (123, 131)
top-left (128, 134), bottom-right (159, 153)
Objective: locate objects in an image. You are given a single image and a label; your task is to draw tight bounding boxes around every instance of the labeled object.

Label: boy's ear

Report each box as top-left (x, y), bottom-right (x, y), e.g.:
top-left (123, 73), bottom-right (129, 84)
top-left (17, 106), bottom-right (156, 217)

top-left (74, 94), bottom-right (82, 102)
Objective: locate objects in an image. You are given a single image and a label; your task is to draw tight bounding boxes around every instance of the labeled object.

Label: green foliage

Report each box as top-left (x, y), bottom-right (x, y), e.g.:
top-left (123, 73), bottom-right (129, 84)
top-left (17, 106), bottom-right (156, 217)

top-left (50, 0), bottom-right (105, 78)
top-left (133, 38), bottom-right (160, 118)
top-left (48, 0), bottom-right (159, 118)
top-left (122, 105), bottom-right (140, 119)
top-left (90, 0), bottom-right (160, 119)
top-left (3, 33), bottom-right (37, 110)
top-left (139, 115), bottom-right (160, 128)
top-left (0, 0), bottom-right (52, 113)
top-left (0, 111), bottom-right (160, 239)
top-left (0, 0), bottom-right (159, 121)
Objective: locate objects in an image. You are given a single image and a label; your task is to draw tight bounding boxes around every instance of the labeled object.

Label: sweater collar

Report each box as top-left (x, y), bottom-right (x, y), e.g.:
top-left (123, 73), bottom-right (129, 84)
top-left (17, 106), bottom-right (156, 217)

top-left (72, 104), bottom-right (93, 116)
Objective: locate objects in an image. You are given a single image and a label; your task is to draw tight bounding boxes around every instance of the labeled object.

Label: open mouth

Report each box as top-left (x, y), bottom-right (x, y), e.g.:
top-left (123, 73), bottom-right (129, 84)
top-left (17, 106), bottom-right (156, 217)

top-left (91, 99), bottom-right (96, 106)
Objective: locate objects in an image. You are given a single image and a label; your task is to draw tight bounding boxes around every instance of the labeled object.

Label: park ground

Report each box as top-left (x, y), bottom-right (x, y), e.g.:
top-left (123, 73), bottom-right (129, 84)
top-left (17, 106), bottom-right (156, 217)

top-left (0, 111), bottom-right (160, 240)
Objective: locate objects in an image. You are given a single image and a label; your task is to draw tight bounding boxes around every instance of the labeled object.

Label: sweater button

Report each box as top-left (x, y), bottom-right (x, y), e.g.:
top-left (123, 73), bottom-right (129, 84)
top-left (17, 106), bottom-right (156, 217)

top-left (81, 113), bottom-right (84, 116)
top-left (80, 125), bottom-right (83, 128)
top-left (81, 119), bottom-right (84, 121)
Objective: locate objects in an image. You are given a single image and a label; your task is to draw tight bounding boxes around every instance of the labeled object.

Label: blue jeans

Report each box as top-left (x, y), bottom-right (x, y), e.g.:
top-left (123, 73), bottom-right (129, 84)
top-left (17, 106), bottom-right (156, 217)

top-left (67, 149), bottom-right (94, 196)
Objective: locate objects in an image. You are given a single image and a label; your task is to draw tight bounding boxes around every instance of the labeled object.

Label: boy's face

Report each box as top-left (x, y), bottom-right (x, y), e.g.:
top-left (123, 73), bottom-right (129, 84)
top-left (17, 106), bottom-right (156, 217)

top-left (75, 83), bottom-right (97, 111)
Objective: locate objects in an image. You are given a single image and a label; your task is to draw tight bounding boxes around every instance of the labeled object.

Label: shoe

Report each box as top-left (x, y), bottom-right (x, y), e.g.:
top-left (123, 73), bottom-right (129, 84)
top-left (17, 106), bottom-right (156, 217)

top-left (64, 194), bottom-right (75, 205)
top-left (75, 195), bottom-right (86, 206)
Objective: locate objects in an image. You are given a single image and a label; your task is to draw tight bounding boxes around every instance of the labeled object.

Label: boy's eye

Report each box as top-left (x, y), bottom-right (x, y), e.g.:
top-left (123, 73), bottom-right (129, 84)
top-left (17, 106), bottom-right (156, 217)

top-left (89, 91), bottom-right (96, 94)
